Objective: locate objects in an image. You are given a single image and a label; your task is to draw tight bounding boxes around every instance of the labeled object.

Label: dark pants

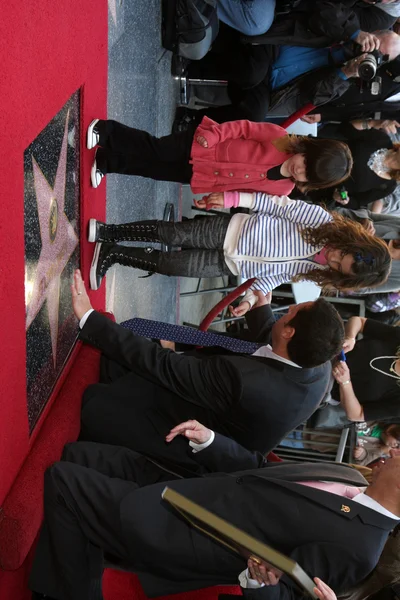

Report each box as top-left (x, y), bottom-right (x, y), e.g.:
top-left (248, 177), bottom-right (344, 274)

top-left (187, 23), bottom-right (273, 89)
top-left (29, 442), bottom-right (179, 600)
top-left (96, 119), bottom-right (195, 183)
top-left (154, 215), bottom-right (233, 278)
top-left (186, 78), bottom-right (271, 124)
top-left (182, 23), bottom-right (273, 123)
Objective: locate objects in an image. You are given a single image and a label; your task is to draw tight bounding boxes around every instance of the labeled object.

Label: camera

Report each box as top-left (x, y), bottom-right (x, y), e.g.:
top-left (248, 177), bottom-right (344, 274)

top-left (358, 50), bottom-right (388, 81)
top-left (356, 50), bottom-right (389, 95)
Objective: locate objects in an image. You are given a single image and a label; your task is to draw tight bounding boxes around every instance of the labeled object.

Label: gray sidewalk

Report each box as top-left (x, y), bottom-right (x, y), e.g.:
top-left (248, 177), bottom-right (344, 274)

top-left (105, 0), bottom-right (228, 328)
top-left (105, 0), bottom-right (179, 323)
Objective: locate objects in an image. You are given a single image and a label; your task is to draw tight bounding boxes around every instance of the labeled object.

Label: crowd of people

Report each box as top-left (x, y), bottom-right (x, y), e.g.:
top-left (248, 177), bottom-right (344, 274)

top-left (31, 2), bottom-right (400, 600)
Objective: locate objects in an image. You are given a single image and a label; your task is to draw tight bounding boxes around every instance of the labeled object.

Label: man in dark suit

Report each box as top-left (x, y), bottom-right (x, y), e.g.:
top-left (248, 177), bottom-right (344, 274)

top-left (29, 421), bottom-right (399, 600)
top-left (71, 270), bottom-right (343, 473)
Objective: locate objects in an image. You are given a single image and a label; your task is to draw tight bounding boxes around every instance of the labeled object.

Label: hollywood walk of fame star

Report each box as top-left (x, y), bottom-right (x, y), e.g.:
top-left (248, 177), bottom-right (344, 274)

top-left (25, 110), bottom-right (78, 367)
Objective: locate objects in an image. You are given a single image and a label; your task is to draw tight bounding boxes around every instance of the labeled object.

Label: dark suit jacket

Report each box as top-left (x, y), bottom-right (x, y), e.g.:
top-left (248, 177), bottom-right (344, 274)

top-left (120, 434), bottom-right (397, 599)
top-left (79, 309), bottom-right (330, 474)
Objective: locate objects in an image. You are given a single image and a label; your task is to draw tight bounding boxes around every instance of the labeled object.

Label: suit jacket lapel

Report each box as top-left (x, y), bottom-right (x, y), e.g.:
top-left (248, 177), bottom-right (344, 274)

top-left (230, 463), bottom-right (396, 530)
top-left (232, 461), bottom-right (368, 485)
top-left (266, 478), bottom-right (396, 530)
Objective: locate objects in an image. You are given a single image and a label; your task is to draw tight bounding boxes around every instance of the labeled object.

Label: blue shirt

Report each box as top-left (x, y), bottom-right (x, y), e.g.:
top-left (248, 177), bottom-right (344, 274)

top-left (270, 43), bottom-right (350, 90)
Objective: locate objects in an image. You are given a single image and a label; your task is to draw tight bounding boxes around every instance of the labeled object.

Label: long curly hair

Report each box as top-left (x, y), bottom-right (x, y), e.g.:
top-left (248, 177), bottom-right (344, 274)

top-left (272, 135), bottom-right (353, 192)
top-left (294, 212), bottom-right (392, 291)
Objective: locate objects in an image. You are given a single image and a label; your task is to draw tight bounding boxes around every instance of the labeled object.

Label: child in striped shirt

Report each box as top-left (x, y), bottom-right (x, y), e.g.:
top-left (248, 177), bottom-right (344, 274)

top-left (88, 193), bottom-right (391, 314)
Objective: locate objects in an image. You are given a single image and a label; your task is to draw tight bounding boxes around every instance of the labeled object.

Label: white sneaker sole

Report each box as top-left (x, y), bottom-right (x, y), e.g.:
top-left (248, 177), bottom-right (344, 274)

top-left (90, 158), bottom-right (103, 188)
top-left (90, 242), bottom-right (102, 290)
top-left (87, 118), bottom-right (100, 150)
top-left (88, 218), bottom-right (97, 243)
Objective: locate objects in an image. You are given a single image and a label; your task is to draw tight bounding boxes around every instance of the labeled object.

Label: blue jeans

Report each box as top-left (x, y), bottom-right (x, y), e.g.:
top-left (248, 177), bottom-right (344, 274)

top-left (217, 0), bottom-right (276, 36)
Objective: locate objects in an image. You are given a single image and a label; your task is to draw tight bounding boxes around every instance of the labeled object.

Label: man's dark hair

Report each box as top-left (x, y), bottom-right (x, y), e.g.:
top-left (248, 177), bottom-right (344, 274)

top-left (287, 298), bottom-right (344, 368)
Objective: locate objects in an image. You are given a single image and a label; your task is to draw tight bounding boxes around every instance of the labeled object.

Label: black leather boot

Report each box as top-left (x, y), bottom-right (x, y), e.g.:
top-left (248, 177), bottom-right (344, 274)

top-left (90, 243), bottom-right (160, 290)
top-left (88, 219), bottom-right (160, 243)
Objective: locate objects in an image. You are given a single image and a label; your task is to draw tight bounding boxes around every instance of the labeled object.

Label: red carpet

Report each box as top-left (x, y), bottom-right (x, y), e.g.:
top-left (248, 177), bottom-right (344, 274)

top-left (0, 1), bottom-right (107, 598)
top-left (0, 0), bottom-right (107, 503)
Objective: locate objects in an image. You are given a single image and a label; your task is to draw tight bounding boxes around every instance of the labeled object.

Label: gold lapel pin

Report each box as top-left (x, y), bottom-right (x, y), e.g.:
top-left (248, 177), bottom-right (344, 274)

top-left (341, 505), bottom-right (351, 513)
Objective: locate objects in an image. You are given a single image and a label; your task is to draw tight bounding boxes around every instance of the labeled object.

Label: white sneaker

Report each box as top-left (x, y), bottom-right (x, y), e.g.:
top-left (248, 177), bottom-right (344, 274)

top-left (90, 242), bottom-right (103, 290)
top-left (90, 153), bottom-right (104, 188)
top-left (87, 119), bottom-right (100, 150)
top-left (88, 218), bottom-right (98, 242)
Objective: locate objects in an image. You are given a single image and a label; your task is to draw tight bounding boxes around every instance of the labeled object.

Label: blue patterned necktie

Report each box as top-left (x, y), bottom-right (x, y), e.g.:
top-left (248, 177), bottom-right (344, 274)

top-left (120, 318), bottom-right (261, 354)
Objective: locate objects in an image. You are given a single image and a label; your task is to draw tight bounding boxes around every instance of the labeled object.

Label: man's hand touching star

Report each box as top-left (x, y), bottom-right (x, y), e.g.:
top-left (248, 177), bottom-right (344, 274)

top-left (71, 269), bottom-right (93, 321)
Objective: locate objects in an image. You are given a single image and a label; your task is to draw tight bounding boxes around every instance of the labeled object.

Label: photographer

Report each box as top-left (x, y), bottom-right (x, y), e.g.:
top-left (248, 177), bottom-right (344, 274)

top-left (180, 0), bottom-right (397, 85)
top-left (173, 30), bottom-right (400, 130)
top-left (301, 53), bottom-right (400, 124)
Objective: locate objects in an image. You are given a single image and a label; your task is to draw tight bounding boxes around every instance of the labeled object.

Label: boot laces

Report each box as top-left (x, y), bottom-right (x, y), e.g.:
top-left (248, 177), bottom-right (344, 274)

top-left (99, 223), bottom-right (158, 243)
top-left (100, 247), bottom-right (157, 274)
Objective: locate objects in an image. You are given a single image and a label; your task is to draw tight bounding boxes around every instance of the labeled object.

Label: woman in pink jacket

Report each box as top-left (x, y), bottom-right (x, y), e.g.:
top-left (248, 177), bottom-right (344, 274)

top-left (87, 117), bottom-right (353, 196)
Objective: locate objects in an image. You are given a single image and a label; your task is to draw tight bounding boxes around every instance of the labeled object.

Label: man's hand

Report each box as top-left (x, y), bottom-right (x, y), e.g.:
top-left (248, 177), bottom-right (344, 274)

top-left (247, 558), bottom-right (282, 586)
top-left (341, 54), bottom-right (368, 79)
top-left (196, 135), bottom-right (208, 148)
top-left (371, 119), bottom-right (400, 136)
top-left (71, 269), bottom-right (92, 321)
top-left (313, 577), bottom-right (337, 600)
top-left (360, 218), bottom-right (376, 235)
top-left (354, 31), bottom-right (380, 53)
top-left (194, 193), bottom-right (224, 211)
top-left (229, 301), bottom-right (251, 317)
top-left (165, 420), bottom-right (212, 444)
top-left (342, 336), bottom-right (356, 353)
top-left (301, 114), bottom-right (321, 124)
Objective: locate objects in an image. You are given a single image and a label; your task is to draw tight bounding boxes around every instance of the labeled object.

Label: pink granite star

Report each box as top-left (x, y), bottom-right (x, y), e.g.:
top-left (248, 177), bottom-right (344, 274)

top-left (25, 110), bottom-right (79, 367)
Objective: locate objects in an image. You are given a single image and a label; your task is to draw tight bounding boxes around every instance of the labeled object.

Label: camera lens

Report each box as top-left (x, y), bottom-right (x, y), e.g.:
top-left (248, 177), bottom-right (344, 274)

top-left (358, 55), bottom-right (377, 81)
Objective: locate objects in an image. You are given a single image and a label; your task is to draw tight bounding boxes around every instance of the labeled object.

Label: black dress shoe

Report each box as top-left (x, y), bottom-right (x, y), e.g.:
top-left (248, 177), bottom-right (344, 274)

top-left (32, 592), bottom-right (57, 600)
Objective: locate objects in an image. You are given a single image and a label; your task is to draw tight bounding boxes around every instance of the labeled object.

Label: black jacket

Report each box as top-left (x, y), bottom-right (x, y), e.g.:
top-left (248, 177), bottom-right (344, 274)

top-left (79, 308), bottom-right (330, 473)
top-left (120, 433), bottom-right (396, 599)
